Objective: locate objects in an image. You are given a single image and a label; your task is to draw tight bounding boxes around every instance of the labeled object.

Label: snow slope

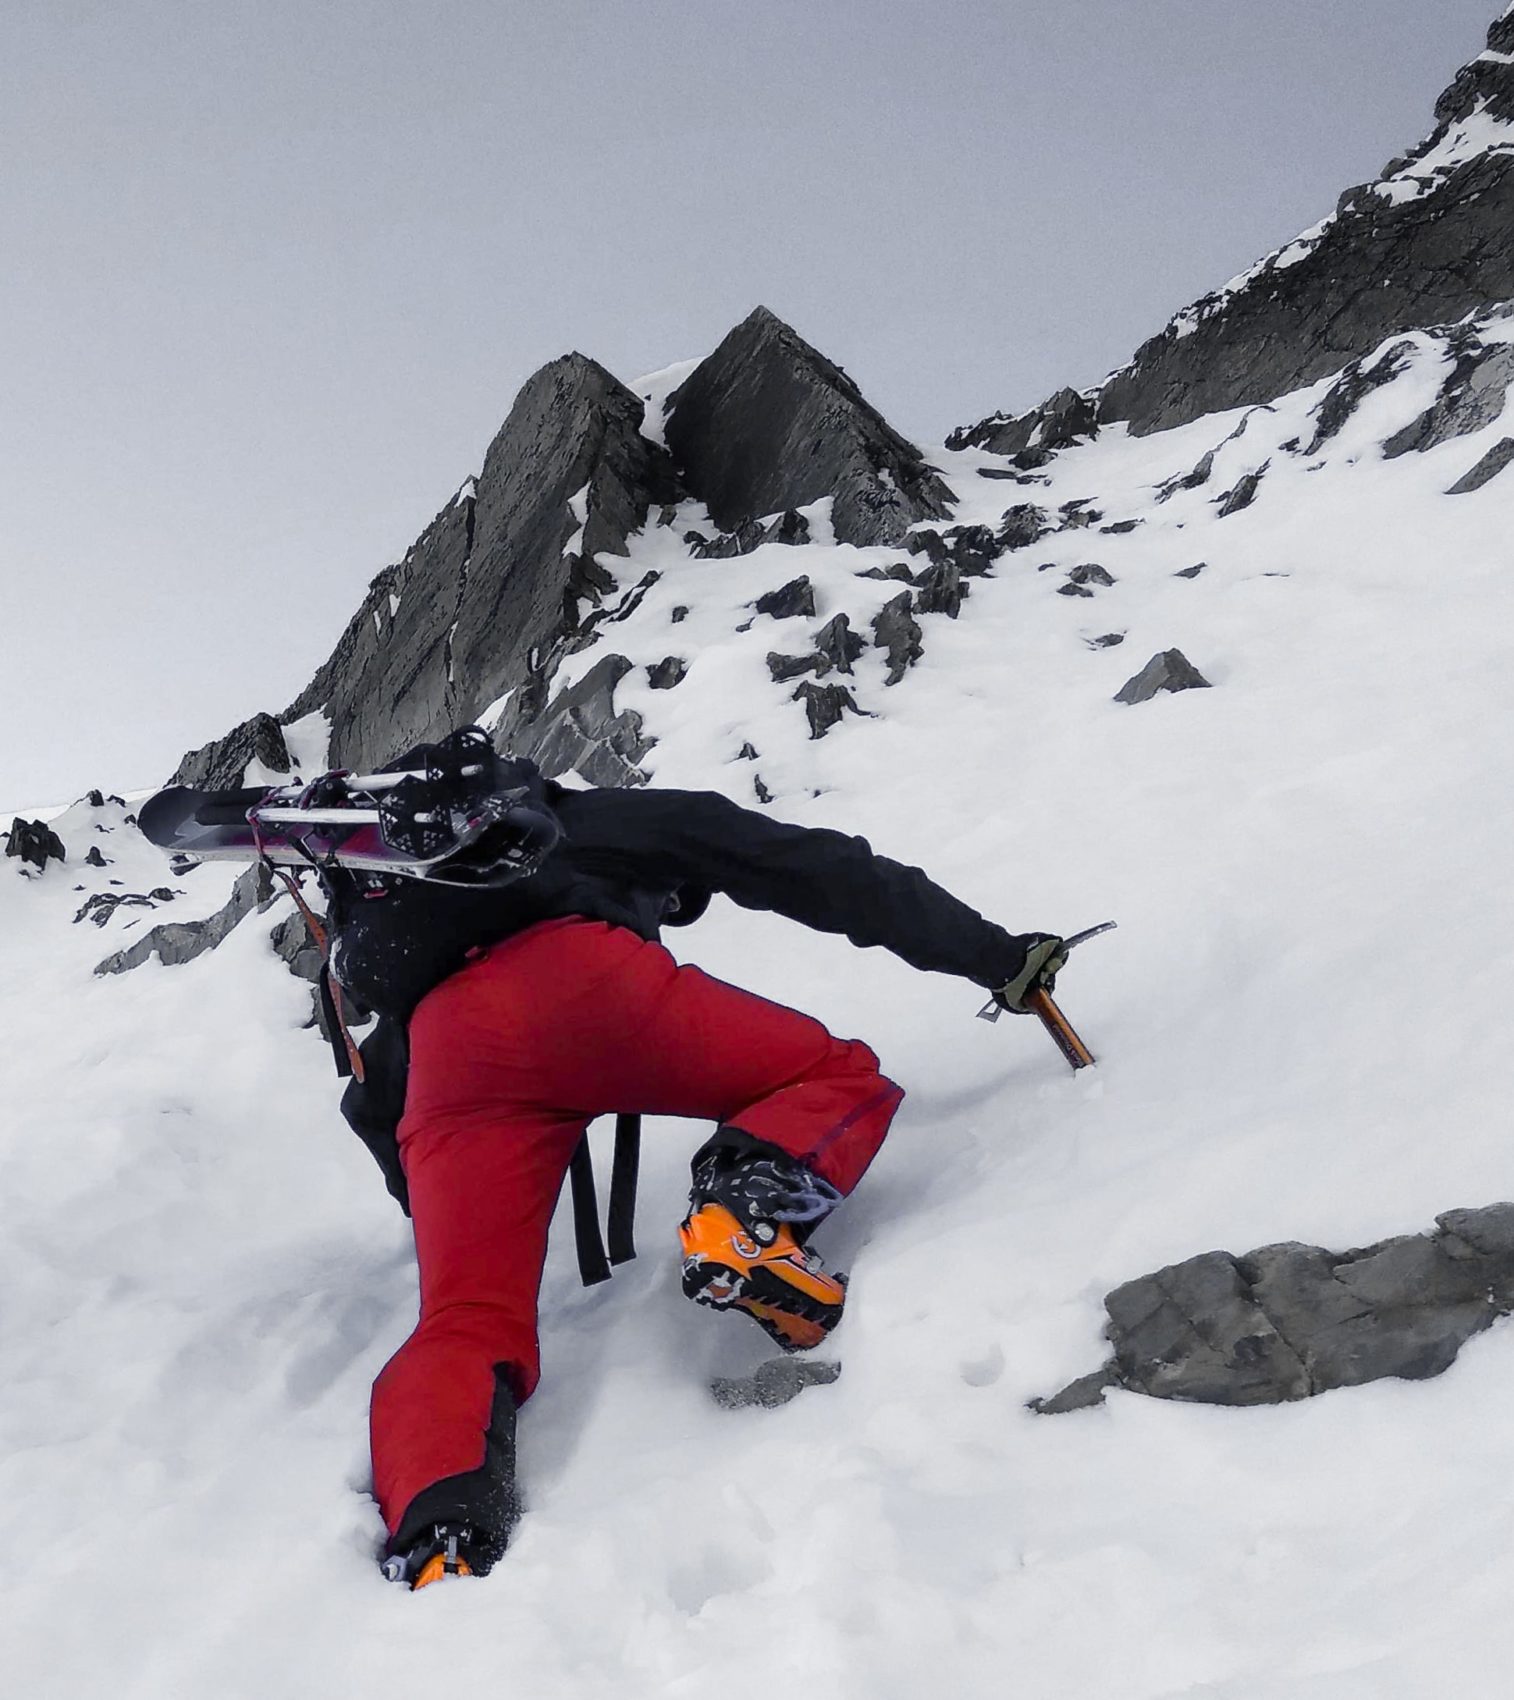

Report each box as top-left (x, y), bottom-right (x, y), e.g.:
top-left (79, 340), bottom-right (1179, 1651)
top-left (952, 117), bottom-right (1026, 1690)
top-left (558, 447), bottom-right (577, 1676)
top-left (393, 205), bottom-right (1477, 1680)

top-left (3, 321), bottom-right (1514, 1698)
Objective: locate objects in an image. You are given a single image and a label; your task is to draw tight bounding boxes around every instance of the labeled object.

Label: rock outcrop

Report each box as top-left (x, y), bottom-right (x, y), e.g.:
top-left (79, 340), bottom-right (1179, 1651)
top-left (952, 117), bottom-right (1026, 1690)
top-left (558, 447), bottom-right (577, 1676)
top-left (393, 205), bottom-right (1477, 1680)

top-left (1035, 1204), bottom-right (1514, 1413)
top-left (172, 712), bottom-right (291, 791)
top-left (665, 307), bottom-right (956, 547)
top-left (6, 817), bottom-right (65, 872)
top-left (94, 863), bottom-right (276, 976)
top-left (955, 10), bottom-right (1514, 443)
top-left (282, 355), bottom-right (679, 774)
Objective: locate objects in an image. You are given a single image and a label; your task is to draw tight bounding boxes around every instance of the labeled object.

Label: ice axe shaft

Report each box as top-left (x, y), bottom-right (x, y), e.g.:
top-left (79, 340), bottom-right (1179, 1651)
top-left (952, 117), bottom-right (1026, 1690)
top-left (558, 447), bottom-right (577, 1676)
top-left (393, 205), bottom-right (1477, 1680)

top-left (1024, 986), bottom-right (1097, 1071)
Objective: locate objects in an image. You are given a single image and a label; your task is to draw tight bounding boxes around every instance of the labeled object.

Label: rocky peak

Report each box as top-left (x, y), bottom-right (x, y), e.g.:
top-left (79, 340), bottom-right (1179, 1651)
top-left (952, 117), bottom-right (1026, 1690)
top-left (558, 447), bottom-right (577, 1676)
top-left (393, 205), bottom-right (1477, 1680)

top-left (665, 306), bottom-right (956, 547)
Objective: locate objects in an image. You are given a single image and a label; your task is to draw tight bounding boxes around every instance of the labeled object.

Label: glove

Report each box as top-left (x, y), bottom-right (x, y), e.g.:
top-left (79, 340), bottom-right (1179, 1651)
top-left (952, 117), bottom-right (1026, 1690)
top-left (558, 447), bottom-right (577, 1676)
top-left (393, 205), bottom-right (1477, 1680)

top-left (991, 933), bottom-right (1068, 1014)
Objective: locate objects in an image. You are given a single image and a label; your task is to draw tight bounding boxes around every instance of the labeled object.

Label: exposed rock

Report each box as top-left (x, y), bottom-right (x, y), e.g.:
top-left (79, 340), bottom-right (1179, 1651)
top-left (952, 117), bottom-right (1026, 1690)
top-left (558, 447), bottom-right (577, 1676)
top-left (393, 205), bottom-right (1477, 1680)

top-left (1215, 467), bottom-right (1266, 516)
top-left (1035, 1203), bottom-right (1514, 1413)
top-left (813, 614), bottom-right (866, 675)
top-left (943, 523), bottom-right (1003, 577)
top-left (938, 14), bottom-right (1514, 437)
top-left (1100, 518), bottom-right (1142, 535)
top-left (753, 774), bottom-right (773, 804)
top-left (1448, 435), bottom-right (1514, 493)
top-left (871, 591), bottom-right (924, 686)
top-left (792, 681), bottom-right (866, 739)
top-left (6, 818), bottom-right (65, 872)
top-left (1174, 562), bottom-right (1207, 579)
top-left (1036, 386), bottom-right (1099, 449)
top-left (1057, 500), bottom-right (1103, 530)
top-left (710, 1357), bottom-right (841, 1410)
top-left (684, 507), bottom-right (810, 560)
top-left (737, 742), bottom-right (759, 761)
top-left (1057, 564), bottom-right (1116, 598)
top-left (997, 504), bottom-right (1050, 550)
top-left (767, 651), bottom-right (822, 684)
top-left (753, 576), bottom-right (817, 620)
top-left (1115, 649), bottom-right (1212, 704)
top-left (1155, 448), bottom-right (1216, 503)
top-left (95, 863), bottom-right (276, 975)
top-left (767, 614), bottom-right (865, 684)
top-left (913, 559), bottom-right (966, 618)
top-left (670, 605), bottom-right (689, 624)
top-left (172, 712), bottom-right (292, 792)
top-left (1383, 338), bottom-right (1514, 458)
top-left (856, 562), bottom-right (915, 583)
top-left (664, 307), bottom-right (956, 547)
top-left (74, 889), bottom-right (176, 927)
top-left (270, 911), bottom-right (323, 984)
top-left (647, 656), bottom-right (688, 690)
top-left (273, 355), bottom-right (678, 777)
top-left (84, 845), bottom-right (109, 868)
top-left (904, 528), bottom-right (948, 566)
top-left (1302, 339), bottom-right (1418, 454)
top-left (503, 653), bottom-right (652, 788)
top-left (1085, 632), bottom-right (1126, 649)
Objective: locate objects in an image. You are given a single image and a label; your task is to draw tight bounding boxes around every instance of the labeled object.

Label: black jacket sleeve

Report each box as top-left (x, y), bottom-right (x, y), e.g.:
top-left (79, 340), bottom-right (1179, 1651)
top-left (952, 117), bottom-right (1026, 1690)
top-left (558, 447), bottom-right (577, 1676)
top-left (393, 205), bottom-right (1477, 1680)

top-left (553, 785), bottom-right (1024, 989)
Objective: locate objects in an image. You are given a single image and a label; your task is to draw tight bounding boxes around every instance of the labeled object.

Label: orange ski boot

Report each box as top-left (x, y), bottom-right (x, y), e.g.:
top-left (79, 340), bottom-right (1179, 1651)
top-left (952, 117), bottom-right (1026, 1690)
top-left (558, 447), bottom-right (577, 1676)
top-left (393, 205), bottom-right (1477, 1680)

top-left (679, 1144), bottom-right (847, 1352)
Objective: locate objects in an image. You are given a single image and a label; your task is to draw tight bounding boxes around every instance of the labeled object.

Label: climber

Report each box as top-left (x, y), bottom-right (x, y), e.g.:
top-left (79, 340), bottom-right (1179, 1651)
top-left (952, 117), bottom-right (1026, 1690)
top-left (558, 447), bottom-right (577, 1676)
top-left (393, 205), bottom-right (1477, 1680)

top-left (318, 730), bottom-right (1068, 1590)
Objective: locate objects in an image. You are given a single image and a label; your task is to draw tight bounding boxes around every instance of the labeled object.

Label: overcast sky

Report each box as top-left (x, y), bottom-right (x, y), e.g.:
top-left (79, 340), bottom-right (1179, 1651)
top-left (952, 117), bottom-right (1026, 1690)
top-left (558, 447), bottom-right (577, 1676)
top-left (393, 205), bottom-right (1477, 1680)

top-left (1, 0), bottom-right (1501, 806)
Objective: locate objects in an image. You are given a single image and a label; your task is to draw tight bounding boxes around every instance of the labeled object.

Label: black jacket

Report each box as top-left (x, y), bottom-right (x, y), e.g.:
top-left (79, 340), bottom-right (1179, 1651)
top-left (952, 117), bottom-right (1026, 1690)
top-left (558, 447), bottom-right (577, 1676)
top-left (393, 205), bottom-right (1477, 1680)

top-left (327, 779), bottom-right (1024, 1024)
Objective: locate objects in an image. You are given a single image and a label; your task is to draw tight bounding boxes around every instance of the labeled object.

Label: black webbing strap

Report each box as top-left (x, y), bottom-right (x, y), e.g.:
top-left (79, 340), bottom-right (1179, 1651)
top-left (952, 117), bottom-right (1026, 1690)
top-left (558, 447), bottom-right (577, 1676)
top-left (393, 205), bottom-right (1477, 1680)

top-left (608, 1112), bottom-right (640, 1266)
top-left (568, 1137), bottom-right (611, 1286)
top-left (567, 1114), bottom-right (642, 1287)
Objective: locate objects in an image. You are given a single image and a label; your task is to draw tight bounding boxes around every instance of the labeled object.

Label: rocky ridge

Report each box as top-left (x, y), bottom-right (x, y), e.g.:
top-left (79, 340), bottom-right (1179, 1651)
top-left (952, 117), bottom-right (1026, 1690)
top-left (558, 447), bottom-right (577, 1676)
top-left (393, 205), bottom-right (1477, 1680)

top-left (953, 5), bottom-right (1514, 448)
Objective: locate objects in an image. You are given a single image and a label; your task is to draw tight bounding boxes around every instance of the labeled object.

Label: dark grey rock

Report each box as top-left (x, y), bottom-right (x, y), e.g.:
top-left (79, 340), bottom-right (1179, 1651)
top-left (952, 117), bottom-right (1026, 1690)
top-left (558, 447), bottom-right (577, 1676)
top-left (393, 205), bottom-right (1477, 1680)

top-left (871, 591), bottom-right (924, 686)
top-left (84, 845), bottom-right (109, 868)
top-left (792, 681), bottom-right (865, 739)
top-left (172, 712), bottom-right (291, 791)
top-left (1037, 386), bottom-right (1099, 449)
top-left (1155, 449), bottom-right (1216, 503)
top-left (1175, 562), bottom-right (1207, 579)
top-left (997, 504), bottom-right (1050, 550)
top-left (670, 605), bottom-right (689, 624)
top-left (753, 774), bottom-right (773, 805)
top-left (754, 576), bottom-right (817, 620)
top-left (813, 613), bottom-right (866, 676)
top-left (1100, 519), bottom-right (1142, 535)
top-left (276, 355), bottom-right (678, 777)
top-left (270, 911), bottom-right (323, 984)
top-left (1215, 467), bottom-right (1266, 516)
top-left (665, 307), bottom-right (956, 547)
top-left (948, 407), bottom-right (1038, 456)
top-left (1059, 564), bottom-right (1116, 598)
top-left (1106, 1251), bottom-right (1313, 1405)
top-left (504, 653), bottom-right (652, 788)
top-left (1302, 340), bottom-right (1418, 454)
top-left (856, 562), bottom-right (915, 583)
top-left (710, 1357), bottom-right (841, 1410)
top-left (1037, 1203), bottom-right (1514, 1414)
top-left (970, 16), bottom-right (1514, 437)
top-left (95, 863), bottom-right (276, 975)
top-left (1448, 436), bottom-right (1514, 493)
top-left (737, 742), bottom-right (759, 761)
top-left (913, 559), bottom-right (967, 617)
top-left (647, 656), bottom-right (688, 690)
top-left (1384, 339), bottom-right (1514, 458)
top-left (767, 651), bottom-right (822, 684)
top-left (944, 523), bottom-right (1003, 577)
top-left (1057, 501), bottom-right (1103, 531)
top-left (687, 510), bottom-right (809, 560)
top-left (6, 818), bottom-right (65, 872)
top-left (1115, 649), bottom-right (1212, 704)
top-left (1085, 632), bottom-right (1126, 649)
top-left (1027, 1367), bottom-right (1120, 1416)
top-left (904, 528), bottom-right (949, 566)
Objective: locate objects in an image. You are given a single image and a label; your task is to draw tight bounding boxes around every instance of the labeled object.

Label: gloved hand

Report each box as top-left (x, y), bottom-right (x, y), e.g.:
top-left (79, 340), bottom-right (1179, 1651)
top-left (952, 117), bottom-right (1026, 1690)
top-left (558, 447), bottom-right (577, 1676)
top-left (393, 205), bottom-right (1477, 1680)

top-left (991, 933), bottom-right (1069, 1014)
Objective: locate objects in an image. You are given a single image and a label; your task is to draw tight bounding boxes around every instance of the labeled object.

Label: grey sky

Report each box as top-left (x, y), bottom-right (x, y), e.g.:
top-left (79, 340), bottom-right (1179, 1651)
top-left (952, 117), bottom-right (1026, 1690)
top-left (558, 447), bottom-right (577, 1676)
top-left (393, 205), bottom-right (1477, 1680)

top-left (1, 0), bottom-right (1500, 805)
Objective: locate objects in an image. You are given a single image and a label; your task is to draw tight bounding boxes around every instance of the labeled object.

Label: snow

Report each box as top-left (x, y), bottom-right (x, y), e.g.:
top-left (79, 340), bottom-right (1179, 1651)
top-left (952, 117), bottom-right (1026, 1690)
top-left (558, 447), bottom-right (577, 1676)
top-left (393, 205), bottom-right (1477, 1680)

top-left (4, 320), bottom-right (1514, 1694)
top-left (1373, 100), bottom-right (1514, 205)
top-left (631, 358), bottom-right (701, 450)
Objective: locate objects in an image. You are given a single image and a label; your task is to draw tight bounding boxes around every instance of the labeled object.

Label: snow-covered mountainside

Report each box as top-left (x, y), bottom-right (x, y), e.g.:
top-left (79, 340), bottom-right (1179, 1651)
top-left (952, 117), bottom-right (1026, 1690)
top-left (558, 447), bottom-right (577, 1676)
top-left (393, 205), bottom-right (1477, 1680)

top-left (5, 280), bottom-right (1514, 1694)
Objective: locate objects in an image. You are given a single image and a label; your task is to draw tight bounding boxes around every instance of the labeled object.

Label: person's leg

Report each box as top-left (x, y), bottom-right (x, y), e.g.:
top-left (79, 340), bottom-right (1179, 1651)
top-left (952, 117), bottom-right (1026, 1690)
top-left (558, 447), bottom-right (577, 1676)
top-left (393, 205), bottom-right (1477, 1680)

top-left (369, 967), bottom-right (586, 1565)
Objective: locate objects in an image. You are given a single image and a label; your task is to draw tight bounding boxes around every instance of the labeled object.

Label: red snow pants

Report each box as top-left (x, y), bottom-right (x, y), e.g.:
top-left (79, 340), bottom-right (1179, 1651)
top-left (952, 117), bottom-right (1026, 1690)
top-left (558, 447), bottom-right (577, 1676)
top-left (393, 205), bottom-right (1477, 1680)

top-left (370, 917), bottom-right (903, 1539)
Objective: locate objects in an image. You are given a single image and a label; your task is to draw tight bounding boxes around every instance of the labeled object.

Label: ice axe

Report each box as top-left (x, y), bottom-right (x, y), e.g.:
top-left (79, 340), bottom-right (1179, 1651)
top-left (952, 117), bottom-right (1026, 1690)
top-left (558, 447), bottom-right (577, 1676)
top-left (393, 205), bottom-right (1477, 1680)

top-left (976, 920), bottom-right (1116, 1071)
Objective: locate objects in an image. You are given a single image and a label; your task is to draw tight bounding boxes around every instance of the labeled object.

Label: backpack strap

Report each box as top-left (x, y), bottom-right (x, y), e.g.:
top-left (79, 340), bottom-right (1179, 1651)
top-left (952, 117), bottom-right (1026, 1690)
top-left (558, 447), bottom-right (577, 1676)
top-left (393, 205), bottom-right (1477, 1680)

top-left (566, 1114), bottom-right (642, 1287)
